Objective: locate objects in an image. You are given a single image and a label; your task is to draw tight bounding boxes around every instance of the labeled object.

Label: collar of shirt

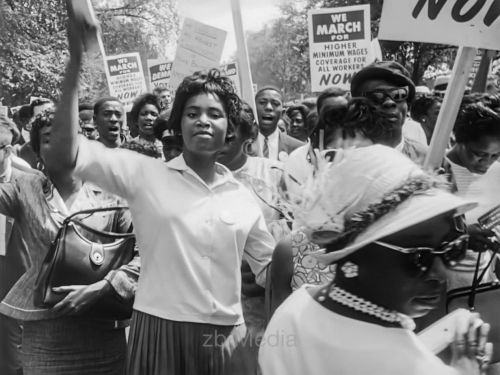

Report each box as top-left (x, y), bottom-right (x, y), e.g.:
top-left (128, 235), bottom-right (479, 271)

top-left (167, 154), bottom-right (239, 190)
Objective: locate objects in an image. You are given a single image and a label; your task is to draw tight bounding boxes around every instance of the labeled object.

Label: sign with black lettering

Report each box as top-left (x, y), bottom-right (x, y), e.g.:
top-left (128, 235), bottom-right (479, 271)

top-left (104, 53), bottom-right (147, 111)
top-left (379, 0), bottom-right (500, 50)
top-left (308, 5), bottom-right (372, 92)
top-left (147, 59), bottom-right (173, 91)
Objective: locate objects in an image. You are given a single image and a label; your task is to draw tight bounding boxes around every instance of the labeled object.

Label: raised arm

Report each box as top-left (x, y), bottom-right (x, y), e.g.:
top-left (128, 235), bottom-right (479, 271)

top-left (45, 1), bottom-right (90, 178)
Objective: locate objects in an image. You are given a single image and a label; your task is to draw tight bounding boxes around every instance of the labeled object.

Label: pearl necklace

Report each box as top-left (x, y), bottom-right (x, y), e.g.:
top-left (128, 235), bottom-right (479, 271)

top-left (319, 284), bottom-right (416, 331)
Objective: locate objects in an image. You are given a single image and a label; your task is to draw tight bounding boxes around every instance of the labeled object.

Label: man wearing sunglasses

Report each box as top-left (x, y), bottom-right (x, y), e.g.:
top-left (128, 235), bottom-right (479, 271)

top-left (350, 61), bottom-right (428, 165)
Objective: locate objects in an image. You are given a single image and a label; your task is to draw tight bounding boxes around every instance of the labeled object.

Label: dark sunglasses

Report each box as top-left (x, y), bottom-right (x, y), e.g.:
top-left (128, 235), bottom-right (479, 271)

top-left (363, 86), bottom-right (409, 104)
top-left (374, 234), bottom-right (469, 272)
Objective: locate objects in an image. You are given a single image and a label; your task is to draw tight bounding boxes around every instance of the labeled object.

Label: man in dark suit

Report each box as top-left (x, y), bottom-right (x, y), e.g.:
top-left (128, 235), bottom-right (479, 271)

top-left (254, 87), bottom-right (304, 161)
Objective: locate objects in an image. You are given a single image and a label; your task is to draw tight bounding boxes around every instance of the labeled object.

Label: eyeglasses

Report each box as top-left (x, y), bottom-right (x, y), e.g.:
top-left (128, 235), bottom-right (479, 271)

top-left (374, 234), bottom-right (469, 272)
top-left (363, 86), bottom-right (409, 104)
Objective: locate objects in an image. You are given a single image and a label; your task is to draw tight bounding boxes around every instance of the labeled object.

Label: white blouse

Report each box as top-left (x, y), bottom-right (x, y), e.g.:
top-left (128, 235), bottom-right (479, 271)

top-left (75, 137), bottom-right (275, 325)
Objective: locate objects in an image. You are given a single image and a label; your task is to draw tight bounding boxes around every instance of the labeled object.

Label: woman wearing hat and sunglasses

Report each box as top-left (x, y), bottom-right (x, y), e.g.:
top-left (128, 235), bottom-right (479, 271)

top-left (259, 145), bottom-right (492, 375)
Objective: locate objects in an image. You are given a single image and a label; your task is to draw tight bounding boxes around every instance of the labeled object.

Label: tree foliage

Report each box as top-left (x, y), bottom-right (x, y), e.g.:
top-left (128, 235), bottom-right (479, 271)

top-left (246, 0), bottom-right (456, 99)
top-left (0, 0), bottom-right (179, 107)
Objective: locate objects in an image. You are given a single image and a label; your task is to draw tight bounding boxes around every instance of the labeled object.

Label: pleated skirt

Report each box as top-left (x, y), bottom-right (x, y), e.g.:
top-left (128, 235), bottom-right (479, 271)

top-left (126, 310), bottom-right (254, 375)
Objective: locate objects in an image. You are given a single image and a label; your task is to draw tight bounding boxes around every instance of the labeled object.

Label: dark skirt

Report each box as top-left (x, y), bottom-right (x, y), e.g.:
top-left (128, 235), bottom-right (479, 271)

top-left (21, 317), bottom-right (127, 375)
top-left (126, 310), bottom-right (251, 375)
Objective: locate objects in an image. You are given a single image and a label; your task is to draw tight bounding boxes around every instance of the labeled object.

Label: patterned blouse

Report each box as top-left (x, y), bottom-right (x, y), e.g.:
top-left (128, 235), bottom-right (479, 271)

top-left (289, 230), bottom-right (335, 291)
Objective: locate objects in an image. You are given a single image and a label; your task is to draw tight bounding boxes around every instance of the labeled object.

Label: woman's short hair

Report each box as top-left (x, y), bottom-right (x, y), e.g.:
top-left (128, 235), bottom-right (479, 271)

top-left (340, 97), bottom-right (399, 143)
top-left (30, 108), bottom-right (55, 156)
top-left (236, 102), bottom-right (258, 141)
top-left (130, 93), bottom-right (161, 125)
top-left (153, 110), bottom-right (171, 140)
top-left (167, 69), bottom-right (242, 137)
top-left (454, 103), bottom-right (500, 144)
top-left (410, 96), bottom-right (441, 122)
top-left (317, 86), bottom-right (348, 114)
top-left (285, 105), bottom-right (309, 124)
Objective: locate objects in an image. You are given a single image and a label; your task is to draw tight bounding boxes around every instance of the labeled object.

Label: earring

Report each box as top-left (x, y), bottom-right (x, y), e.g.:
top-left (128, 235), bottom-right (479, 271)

top-left (340, 261), bottom-right (359, 278)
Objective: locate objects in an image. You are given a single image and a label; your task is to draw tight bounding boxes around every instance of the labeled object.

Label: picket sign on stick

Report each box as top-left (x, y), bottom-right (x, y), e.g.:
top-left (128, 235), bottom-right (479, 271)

top-left (230, 0), bottom-right (256, 112)
top-left (378, 0), bottom-right (500, 170)
top-left (424, 46), bottom-right (477, 170)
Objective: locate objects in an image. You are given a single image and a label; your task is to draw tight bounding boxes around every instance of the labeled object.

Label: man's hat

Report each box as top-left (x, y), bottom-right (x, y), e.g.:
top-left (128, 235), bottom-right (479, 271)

top-left (351, 61), bottom-right (416, 102)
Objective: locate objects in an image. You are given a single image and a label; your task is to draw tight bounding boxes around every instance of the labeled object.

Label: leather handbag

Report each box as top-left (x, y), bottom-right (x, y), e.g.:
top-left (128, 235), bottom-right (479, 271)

top-left (447, 248), bottom-right (500, 363)
top-left (34, 206), bottom-right (136, 320)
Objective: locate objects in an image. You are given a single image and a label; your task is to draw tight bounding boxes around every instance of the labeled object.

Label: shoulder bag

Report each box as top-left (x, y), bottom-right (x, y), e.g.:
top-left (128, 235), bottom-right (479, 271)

top-left (34, 206), bottom-right (136, 320)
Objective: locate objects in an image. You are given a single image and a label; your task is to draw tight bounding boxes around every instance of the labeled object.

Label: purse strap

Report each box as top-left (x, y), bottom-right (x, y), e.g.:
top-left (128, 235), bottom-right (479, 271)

top-left (62, 206), bottom-right (135, 239)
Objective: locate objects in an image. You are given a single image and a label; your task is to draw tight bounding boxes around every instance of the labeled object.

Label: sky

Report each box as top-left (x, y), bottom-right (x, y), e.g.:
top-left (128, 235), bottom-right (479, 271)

top-left (176, 0), bottom-right (288, 61)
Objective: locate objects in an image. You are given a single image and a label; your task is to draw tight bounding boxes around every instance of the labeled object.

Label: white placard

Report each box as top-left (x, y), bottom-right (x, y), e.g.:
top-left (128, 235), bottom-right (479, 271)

top-left (170, 18), bottom-right (227, 89)
top-left (103, 52), bottom-right (148, 112)
top-left (308, 5), bottom-right (372, 92)
top-left (379, 0), bottom-right (500, 50)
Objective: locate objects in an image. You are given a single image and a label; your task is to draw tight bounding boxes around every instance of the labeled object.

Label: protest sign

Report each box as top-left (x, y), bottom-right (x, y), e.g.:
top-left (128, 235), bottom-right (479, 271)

top-left (147, 59), bottom-right (173, 91)
top-left (379, 0), bottom-right (500, 50)
top-left (220, 62), bottom-right (241, 97)
top-left (170, 18), bottom-right (227, 89)
top-left (308, 4), bottom-right (372, 92)
top-left (104, 52), bottom-right (147, 111)
top-left (377, 1), bottom-right (485, 169)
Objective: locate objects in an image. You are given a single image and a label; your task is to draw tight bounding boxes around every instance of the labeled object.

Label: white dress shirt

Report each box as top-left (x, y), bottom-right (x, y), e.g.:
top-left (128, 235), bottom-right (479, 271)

top-left (75, 137), bottom-right (275, 325)
top-left (258, 128), bottom-right (280, 161)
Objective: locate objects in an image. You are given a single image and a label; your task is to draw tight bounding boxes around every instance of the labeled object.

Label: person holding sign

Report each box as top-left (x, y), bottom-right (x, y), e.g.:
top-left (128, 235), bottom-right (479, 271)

top-left (259, 145), bottom-right (492, 375)
top-left (47, 5), bottom-right (274, 374)
top-left (350, 61), bottom-right (428, 165)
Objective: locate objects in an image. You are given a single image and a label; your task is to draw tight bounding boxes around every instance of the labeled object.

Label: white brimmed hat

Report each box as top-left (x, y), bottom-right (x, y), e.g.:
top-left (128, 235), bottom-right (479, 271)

top-left (286, 145), bottom-right (477, 264)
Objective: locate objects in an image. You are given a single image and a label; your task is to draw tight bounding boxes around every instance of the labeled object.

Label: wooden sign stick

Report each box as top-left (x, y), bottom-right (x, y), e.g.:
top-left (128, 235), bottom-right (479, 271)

top-left (230, 0), bottom-right (256, 113)
top-left (424, 46), bottom-right (477, 170)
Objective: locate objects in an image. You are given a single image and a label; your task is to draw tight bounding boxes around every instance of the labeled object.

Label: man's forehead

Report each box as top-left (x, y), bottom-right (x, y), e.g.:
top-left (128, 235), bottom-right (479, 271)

top-left (256, 89), bottom-right (282, 102)
top-left (360, 79), bottom-right (402, 93)
top-left (100, 101), bottom-right (123, 112)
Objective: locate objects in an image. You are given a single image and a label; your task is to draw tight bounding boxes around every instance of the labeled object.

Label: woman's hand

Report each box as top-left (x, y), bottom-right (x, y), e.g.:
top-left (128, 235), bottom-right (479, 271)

top-left (52, 280), bottom-right (112, 316)
top-left (450, 312), bottom-right (492, 375)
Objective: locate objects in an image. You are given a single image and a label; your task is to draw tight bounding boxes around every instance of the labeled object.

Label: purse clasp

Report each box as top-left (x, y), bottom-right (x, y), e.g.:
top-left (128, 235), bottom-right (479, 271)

top-left (90, 243), bottom-right (105, 266)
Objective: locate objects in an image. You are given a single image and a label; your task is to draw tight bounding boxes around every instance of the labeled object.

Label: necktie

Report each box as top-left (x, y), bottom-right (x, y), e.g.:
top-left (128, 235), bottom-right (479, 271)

top-left (263, 136), bottom-right (269, 158)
